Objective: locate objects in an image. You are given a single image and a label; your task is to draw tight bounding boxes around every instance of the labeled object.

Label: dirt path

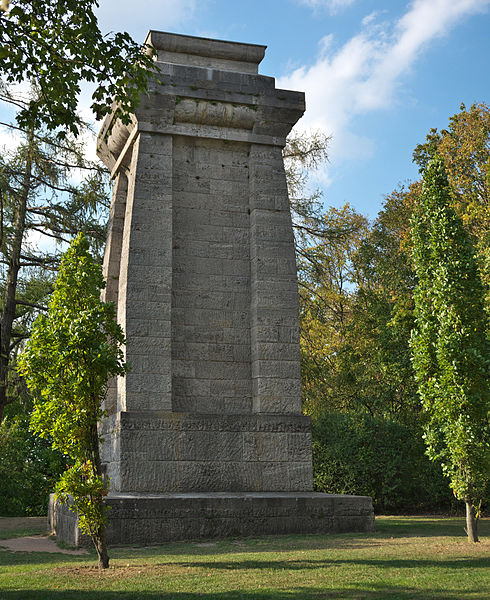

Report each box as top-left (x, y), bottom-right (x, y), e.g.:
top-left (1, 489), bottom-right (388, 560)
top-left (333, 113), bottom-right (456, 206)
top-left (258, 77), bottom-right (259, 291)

top-left (0, 518), bottom-right (88, 555)
top-left (0, 535), bottom-right (88, 555)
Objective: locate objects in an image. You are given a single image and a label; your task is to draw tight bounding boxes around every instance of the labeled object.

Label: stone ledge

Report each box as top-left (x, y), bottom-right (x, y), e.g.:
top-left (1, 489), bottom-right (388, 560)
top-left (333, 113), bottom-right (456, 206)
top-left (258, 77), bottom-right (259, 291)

top-left (145, 31), bottom-right (266, 72)
top-left (49, 492), bottom-right (375, 547)
top-left (102, 411), bottom-right (312, 433)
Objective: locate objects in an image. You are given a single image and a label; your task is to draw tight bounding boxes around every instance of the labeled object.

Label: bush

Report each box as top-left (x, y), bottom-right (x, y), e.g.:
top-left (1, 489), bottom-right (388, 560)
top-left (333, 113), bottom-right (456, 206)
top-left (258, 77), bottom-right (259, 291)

top-left (0, 415), bottom-right (65, 516)
top-left (312, 412), bottom-right (457, 513)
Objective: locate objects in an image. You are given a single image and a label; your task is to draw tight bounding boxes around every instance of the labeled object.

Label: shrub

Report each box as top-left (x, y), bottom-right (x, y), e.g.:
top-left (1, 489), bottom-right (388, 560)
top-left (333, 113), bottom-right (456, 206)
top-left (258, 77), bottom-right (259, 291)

top-left (0, 415), bottom-right (64, 516)
top-left (312, 412), bottom-right (457, 513)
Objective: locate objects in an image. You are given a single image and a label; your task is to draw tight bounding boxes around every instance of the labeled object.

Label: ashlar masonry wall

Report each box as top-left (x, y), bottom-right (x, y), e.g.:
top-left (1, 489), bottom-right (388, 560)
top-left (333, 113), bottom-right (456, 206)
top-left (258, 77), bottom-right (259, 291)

top-left (97, 31), bottom-right (311, 494)
top-left (50, 31), bottom-right (374, 548)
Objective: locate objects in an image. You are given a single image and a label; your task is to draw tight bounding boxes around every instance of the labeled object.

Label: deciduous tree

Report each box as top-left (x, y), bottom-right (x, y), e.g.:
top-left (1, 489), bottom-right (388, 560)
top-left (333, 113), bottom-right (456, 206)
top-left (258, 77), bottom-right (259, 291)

top-left (410, 157), bottom-right (490, 542)
top-left (0, 122), bottom-right (108, 423)
top-left (19, 234), bottom-right (127, 567)
top-left (298, 204), bottom-right (369, 415)
top-left (0, 0), bottom-right (156, 135)
top-left (413, 102), bottom-right (490, 296)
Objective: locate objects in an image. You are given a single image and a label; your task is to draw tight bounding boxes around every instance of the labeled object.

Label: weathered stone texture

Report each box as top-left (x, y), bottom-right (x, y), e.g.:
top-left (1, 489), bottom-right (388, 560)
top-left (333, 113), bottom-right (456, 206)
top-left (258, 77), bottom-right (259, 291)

top-left (51, 31), bottom-right (374, 546)
top-left (95, 31), bottom-right (309, 493)
top-left (101, 412), bottom-right (313, 493)
top-left (172, 137), bottom-right (252, 414)
top-left (50, 492), bottom-right (375, 547)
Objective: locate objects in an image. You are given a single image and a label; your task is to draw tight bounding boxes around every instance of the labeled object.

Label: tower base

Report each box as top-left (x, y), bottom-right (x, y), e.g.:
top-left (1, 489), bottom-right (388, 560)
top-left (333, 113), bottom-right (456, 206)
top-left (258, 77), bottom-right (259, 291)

top-left (49, 492), bottom-right (374, 547)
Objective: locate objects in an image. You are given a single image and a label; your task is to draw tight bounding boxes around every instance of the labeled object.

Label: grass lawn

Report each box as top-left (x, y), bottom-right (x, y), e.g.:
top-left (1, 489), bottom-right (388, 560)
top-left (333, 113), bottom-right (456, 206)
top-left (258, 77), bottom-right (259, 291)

top-left (0, 516), bottom-right (489, 600)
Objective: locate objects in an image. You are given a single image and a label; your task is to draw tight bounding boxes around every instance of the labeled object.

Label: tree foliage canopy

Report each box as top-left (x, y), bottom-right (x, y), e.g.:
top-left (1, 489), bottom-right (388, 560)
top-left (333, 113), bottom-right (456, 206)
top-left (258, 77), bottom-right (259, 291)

top-left (18, 234), bottom-right (127, 566)
top-left (0, 0), bottom-right (156, 135)
top-left (0, 123), bottom-right (109, 422)
top-left (306, 106), bottom-right (490, 516)
top-left (410, 156), bottom-right (490, 533)
top-left (413, 102), bottom-right (490, 296)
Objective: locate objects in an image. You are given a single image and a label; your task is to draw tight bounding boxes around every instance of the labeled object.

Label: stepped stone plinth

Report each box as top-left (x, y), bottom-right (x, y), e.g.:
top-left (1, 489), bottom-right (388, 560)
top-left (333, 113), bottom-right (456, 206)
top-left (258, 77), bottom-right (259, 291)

top-left (50, 31), bottom-right (374, 546)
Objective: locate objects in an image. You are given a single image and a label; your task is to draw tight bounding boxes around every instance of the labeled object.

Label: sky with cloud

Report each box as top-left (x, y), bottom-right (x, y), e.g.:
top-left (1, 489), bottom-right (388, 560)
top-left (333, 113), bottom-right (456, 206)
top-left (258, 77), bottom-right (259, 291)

top-left (97, 0), bottom-right (490, 216)
top-left (2, 0), bottom-right (490, 218)
top-left (277, 0), bottom-right (490, 191)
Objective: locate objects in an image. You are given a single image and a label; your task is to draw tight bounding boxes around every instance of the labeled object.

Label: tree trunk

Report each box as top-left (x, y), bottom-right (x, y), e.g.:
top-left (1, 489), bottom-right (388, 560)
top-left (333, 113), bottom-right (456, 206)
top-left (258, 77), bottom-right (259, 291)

top-left (0, 130), bottom-right (33, 423)
top-left (90, 415), bottom-right (109, 568)
top-left (465, 499), bottom-right (479, 543)
top-left (94, 525), bottom-right (110, 569)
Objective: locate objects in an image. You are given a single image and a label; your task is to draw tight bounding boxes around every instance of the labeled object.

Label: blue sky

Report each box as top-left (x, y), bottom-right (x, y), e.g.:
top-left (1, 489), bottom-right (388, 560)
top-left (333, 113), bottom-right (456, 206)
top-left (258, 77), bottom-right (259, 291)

top-left (2, 1), bottom-right (489, 221)
top-left (93, 0), bottom-right (490, 219)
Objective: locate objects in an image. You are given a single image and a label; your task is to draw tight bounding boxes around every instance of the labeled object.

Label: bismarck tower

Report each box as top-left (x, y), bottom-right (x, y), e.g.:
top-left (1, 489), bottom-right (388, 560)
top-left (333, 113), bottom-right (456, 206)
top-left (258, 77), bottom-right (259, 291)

top-left (52, 31), bottom-right (373, 545)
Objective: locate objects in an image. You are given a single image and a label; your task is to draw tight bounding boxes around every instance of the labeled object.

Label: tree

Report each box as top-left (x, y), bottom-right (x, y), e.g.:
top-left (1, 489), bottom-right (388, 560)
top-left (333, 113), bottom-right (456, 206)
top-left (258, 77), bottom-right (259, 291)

top-left (0, 0), bottom-right (156, 136)
top-left (0, 398), bottom-right (65, 516)
top-left (0, 121), bottom-right (109, 423)
top-left (18, 234), bottom-right (127, 568)
top-left (338, 184), bottom-right (420, 422)
top-left (297, 204), bottom-right (369, 415)
top-left (410, 157), bottom-right (490, 542)
top-left (283, 129), bottom-right (337, 255)
top-left (413, 103), bottom-right (490, 298)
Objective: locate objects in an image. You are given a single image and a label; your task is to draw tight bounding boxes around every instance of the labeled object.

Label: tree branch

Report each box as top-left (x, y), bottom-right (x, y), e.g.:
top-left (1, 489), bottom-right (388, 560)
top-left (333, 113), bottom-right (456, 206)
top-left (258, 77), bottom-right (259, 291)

top-left (15, 299), bottom-right (48, 311)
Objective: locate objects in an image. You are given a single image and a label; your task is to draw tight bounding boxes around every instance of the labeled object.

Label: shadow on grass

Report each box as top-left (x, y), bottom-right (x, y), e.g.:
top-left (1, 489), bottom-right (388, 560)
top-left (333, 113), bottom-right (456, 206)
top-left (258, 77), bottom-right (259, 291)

top-left (374, 517), bottom-right (490, 539)
top-left (0, 551), bottom-right (90, 568)
top-left (0, 585), bottom-right (487, 599)
top-left (110, 537), bottom-right (389, 560)
top-left (1, 535), bottom-right (489, 569)
top-left (2, 552), bottom-right (489, 573)
top-left (168, 555), bottom-right (490, 572)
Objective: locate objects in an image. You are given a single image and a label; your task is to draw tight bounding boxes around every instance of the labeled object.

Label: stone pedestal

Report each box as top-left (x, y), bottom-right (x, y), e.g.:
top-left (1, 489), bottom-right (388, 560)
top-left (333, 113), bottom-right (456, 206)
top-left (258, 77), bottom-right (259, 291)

top-left (50, 31), bottom-right (374, 546)
top-left (50, 492), bottom-right (374, 547)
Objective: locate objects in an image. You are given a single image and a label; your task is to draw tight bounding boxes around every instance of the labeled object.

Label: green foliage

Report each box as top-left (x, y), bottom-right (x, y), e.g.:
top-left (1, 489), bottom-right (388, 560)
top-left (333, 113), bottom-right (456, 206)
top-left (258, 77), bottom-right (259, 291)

top-left (0, 1), bottom-right (157, 135)
top-left (413, 102), bottom-right (490, 302)
top-left (299, 197), bottom-right (419, 422)
top-left (18, 234), bottom-right (127, 560)
top-left (55, 459), bottom-right (108, 536)
top-left (298, 204), bottom-right (369, 415)
top-left (335, 185), bottom-right (420, 422)
top-left (410, 157), bottom-right (490, 508)
top-left (0, 415), bottom-right (64, 516)
top-left (312, 412), bottom-right (455, 513)
top-left (0, 123), bottom-right (110, 422)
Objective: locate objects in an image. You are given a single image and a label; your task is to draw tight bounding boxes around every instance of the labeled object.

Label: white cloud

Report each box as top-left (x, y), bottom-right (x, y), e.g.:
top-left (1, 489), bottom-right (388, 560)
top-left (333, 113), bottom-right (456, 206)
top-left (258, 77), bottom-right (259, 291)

top-left (279, 0), bottom-right (490, 169)
top-left (95, 0), bottom-right (197, 40)
top-left (298, 0), bottom-right (358, 15)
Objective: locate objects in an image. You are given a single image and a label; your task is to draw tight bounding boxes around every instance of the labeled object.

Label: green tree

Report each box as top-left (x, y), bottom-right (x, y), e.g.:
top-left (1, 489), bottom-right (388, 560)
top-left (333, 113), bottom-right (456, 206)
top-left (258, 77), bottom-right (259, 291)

top-left (312, 412), bottom-right (453, 512)
top-left (338, 184), bottom-right (419, 422)
top-left (413, 103), bottom-right (490, 296)
top-left (0, 0), bottom-right (156, 135)
top-left (0, 122), bottom-right (109, 423)
top-left (410, 157), bottom-right (490, 542)
top-left (0, 402), bottom-right (65, 516)
top-left (19, 234), bottom-right (127, 567)
top-left (297, 204), bottom-right (369, 415)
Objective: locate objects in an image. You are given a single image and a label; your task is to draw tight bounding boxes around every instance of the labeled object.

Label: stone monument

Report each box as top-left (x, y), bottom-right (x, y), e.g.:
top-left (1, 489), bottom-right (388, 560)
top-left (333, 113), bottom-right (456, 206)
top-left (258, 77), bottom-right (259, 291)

top-left (50, 31), bottom-right (374, 546)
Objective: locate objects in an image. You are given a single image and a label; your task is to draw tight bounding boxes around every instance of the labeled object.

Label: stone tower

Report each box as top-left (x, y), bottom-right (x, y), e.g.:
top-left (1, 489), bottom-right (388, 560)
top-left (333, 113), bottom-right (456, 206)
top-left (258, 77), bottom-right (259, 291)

top-left (51, 31), bottom-right (373, 545)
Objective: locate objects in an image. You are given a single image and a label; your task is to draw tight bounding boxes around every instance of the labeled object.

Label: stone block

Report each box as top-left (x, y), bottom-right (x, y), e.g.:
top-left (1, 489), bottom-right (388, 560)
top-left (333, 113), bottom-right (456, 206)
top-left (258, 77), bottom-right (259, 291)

top-left (50, 492), bottom-right (375, 548)
top-left (243, 432), bottom-right (288, 462)
top-left (84, 30), bottom-right (376, 544)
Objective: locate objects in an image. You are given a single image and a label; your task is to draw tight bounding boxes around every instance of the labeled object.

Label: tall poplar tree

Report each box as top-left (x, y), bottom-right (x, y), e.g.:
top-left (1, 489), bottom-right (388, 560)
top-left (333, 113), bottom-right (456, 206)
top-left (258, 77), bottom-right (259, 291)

top-left (410, 157), bottom-right (490, 542)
